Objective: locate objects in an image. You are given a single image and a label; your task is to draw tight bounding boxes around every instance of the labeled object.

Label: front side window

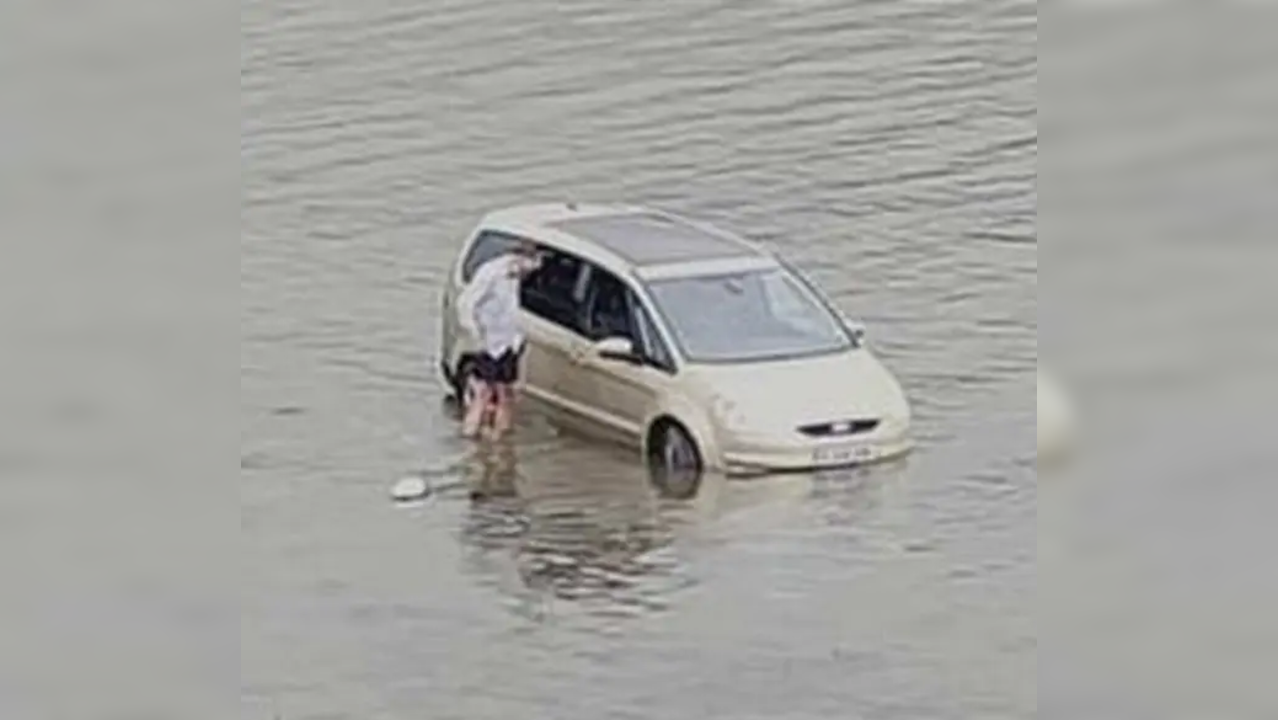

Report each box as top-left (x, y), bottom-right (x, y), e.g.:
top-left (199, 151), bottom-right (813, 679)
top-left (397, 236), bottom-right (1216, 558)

top-left (583, 268), bottom-right (676, 372)
top-left (582, 270), bottom-right (636, 342)
top-left (644, 267), bottom-right (853, 364)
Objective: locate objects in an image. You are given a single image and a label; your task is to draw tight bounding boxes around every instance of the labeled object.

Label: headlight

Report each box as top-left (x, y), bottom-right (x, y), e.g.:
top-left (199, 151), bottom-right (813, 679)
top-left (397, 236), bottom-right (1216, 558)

top-left (712, 396), bottom-right (751, 432)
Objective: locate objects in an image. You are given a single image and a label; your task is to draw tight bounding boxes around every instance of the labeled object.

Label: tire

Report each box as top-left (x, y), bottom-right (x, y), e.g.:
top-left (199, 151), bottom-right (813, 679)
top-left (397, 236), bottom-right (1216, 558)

top-left (647, 421), bottom-right (704, 501)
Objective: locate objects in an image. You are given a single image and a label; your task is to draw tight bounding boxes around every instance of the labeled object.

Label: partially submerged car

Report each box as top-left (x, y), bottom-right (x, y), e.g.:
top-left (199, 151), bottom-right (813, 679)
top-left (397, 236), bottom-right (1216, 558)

top-left (439, 204), bottom-right (914, 478)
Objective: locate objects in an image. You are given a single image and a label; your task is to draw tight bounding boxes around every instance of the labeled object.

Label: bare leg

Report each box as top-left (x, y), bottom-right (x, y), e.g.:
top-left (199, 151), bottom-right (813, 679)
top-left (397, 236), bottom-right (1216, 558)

top-left (490, 384), bottom-right (515, 438)
top-left (462, 380), bottom-right (494, 438)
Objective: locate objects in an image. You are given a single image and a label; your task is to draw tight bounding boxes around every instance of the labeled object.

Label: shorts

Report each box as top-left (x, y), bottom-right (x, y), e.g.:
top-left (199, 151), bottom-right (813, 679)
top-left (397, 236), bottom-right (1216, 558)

top-left (475, 347), bottom-right (521, 385)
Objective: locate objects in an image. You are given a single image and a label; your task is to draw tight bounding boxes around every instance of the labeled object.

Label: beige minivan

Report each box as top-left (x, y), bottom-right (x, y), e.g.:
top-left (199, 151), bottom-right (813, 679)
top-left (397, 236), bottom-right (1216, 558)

top-left (439, 204), bottom-right (914, 480)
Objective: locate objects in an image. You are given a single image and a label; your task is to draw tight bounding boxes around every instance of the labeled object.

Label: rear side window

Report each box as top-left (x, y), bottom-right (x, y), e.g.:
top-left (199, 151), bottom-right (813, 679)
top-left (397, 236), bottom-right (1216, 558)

top-left (460, 231), bottom-right (522, 283)
top-left (521, 249), bottom-right (588, 333)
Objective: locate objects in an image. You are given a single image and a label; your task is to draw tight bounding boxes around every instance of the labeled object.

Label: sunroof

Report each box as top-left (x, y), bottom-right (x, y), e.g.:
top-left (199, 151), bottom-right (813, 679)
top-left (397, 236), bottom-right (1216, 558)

top-left (551, 212), bottom-right (754, 266)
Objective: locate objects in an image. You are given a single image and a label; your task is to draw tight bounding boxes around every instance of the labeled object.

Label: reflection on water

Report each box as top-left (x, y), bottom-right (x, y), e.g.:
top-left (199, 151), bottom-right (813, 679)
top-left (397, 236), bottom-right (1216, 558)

top-left (450, 423), bottom-right (855, 624)
top-left (458, 435), bottom-right (672, 603)
top-left (454, 434), bottom-right (734, 622)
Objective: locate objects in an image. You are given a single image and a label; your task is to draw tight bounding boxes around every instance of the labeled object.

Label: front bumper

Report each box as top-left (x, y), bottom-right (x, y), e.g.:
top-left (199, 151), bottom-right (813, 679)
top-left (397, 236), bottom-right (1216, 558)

top-left (719, 430), bottom-right (915, 476)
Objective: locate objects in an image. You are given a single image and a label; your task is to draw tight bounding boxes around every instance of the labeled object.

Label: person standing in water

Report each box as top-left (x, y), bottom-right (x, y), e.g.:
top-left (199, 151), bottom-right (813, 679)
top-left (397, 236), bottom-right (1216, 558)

top-left (456, 240), bottom-right (542, 439)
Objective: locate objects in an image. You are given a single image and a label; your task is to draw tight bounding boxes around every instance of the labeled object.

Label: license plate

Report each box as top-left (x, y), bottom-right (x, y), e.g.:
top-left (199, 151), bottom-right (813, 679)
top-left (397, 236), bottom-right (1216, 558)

top-left (814, 445), bottom-right (875, 465)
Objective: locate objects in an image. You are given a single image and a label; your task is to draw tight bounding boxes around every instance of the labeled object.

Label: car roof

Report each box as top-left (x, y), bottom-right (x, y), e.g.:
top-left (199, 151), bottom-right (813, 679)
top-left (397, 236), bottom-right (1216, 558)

top-left (479, 203), bottom-right (774, 280)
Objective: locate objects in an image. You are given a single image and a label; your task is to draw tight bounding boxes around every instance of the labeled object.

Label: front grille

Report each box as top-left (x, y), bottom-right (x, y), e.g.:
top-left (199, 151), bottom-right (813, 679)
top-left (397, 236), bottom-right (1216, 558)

top-left (798, 419), bottom-right (881, 438)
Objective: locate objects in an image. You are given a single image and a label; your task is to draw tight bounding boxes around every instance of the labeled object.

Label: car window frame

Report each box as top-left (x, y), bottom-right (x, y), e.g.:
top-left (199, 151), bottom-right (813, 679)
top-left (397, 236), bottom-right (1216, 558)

top-left (629, 293), bottom-right (679, 374)
top-left (581, 267), bottom-right (637, 342)
top-left (519, 244), bottom-right (590, 335)
top-left (458, 231), bottom-right (683, 373)
top-left (580, 264), bottom-right (680, 375)
top-left (623, 274), bottom-right (682, 375)
top-left (459, 230), bottom-right (595, 336)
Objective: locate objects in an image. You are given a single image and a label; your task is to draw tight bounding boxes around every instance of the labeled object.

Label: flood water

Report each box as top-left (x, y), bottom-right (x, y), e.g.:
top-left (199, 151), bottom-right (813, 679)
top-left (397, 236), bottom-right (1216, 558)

top-left (242, 1), bottom-right (1036, 717)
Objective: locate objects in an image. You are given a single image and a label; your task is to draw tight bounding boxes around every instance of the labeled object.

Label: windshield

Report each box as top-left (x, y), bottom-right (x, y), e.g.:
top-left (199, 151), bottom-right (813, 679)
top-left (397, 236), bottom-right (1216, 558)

top-left (644, 267), bottom-right (854, 364)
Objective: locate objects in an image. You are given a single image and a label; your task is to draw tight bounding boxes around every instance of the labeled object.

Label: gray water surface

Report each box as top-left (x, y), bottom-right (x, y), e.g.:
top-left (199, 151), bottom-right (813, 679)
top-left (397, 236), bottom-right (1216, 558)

top-left (242, 1), bottom-right (1036, 718)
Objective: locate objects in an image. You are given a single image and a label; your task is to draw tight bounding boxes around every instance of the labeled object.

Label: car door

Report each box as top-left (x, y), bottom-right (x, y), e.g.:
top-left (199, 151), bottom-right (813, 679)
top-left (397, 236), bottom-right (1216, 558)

top-left (570, 267), bottom-right (676, 444)
top-left (517, 247), bottom-right (591, 415)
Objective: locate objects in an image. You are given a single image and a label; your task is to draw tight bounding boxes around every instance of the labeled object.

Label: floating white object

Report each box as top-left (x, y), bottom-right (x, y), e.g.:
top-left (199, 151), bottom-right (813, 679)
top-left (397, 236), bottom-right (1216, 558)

top-left (1037, 370), bottom-right (1074, 462)
top-left (391, 476), bottom-right (431, 503)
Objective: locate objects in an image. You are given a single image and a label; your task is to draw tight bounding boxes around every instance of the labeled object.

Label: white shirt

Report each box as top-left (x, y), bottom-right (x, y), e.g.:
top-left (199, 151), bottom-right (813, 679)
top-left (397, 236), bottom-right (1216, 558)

top-left (457, 255), bottom-right (525, 358)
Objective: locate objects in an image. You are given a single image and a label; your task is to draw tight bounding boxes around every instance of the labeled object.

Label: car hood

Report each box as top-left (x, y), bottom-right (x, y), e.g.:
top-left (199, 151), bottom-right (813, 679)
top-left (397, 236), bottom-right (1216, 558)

top-left (691, 349), bottom-right (910, 430)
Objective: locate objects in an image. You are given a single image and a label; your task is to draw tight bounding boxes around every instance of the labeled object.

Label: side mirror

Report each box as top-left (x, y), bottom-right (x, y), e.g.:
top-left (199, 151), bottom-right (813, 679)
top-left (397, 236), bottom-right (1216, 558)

top-left (595, 336), bottom-right (640, 363)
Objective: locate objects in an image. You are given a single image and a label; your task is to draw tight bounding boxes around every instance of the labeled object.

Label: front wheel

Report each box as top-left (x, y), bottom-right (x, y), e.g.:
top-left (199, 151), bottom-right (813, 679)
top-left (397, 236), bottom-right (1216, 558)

top-left (647, 421), bottom-right (704, 501)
